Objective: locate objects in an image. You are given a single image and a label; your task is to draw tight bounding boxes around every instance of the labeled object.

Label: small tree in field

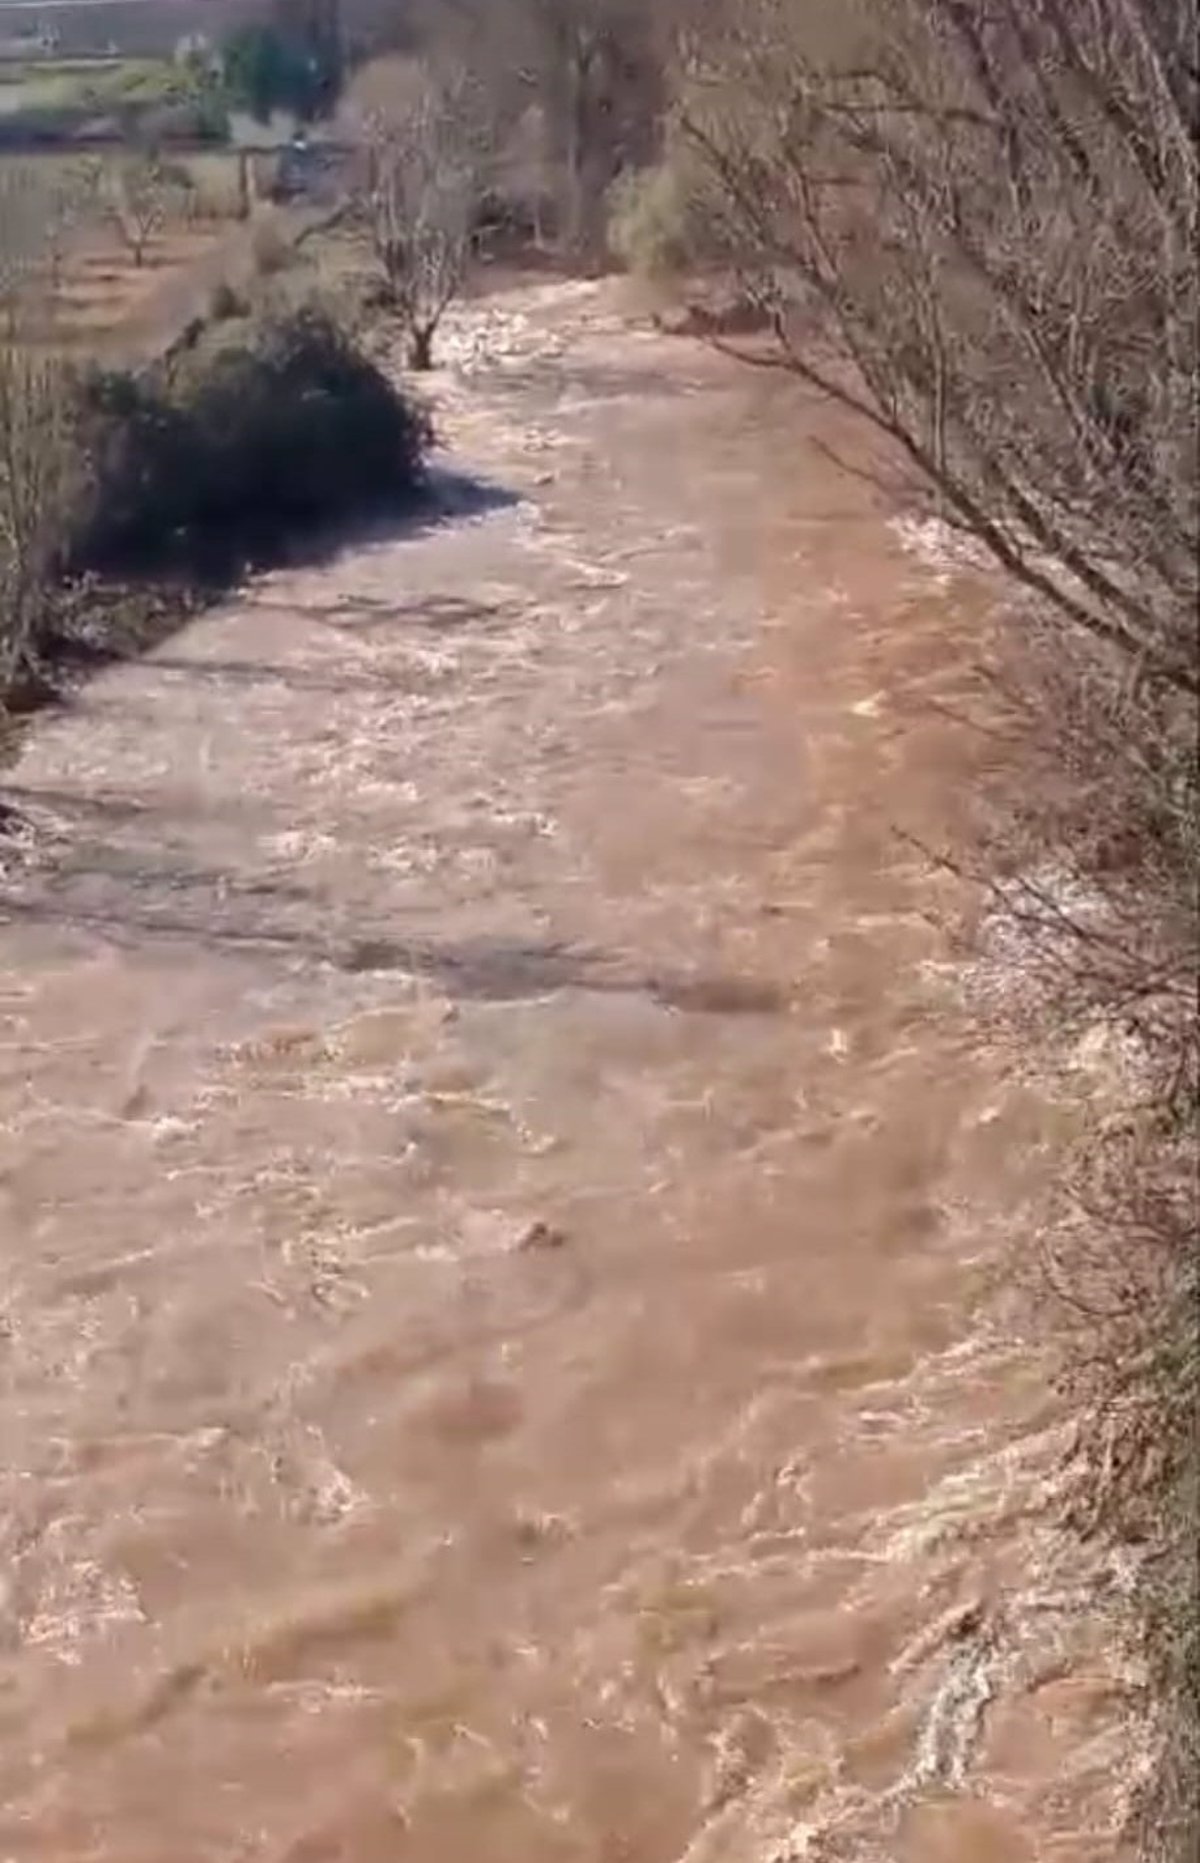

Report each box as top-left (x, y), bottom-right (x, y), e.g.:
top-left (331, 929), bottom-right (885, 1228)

top-left (0, 158), bottom-right (94, 305)
top-left (363, 64), bottom-right (489, 368)
top-left (109, 154), bottom-right (172, 269)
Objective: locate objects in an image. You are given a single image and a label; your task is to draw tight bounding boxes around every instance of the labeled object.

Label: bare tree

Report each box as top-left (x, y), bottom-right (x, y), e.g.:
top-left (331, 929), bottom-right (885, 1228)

top-left (0, 158), bottom-right (96, 307)
top-left (677, 0), bottom-right (1198, 697)
top-left (515, 0), bottom-right (658, 253)
top-left (108, 153), bottom-right (174, 269)
top-left (673, 7), bottom-right (1198, 1850)
top-left (408, 0), bottom-right (662, 256)
top-left (362, 63), bottom-right (489, 368)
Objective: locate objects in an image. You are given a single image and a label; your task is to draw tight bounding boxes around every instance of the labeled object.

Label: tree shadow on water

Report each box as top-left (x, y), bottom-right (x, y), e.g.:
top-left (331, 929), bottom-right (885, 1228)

top-left (0, 884), bottom-right (785, 1018)
top-left (340, 936), bottom-right (785, 1015)
top-left (19, 469), bottom-right (523, 725)
top-left (263, 468), bottom-right (523, 572)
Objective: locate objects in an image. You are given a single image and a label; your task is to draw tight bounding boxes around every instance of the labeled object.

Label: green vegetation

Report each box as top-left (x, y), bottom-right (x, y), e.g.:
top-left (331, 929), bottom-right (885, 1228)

top-left (0, 304), bottom-right (430, 694)
top-left (0, 0), bottom-right (346, 147)
top-left (73, 305), bottom-right (430, 579)
top-left (0, 58), bottom-right (177, 114)
top-left (222, 26), bottom-right (327, 124)
top-left (221, 1), bottom-right (344, 125)
top-left (606, 149), bottom-right (712, 283)
top-left (0, 54), bottom-right (228, 145)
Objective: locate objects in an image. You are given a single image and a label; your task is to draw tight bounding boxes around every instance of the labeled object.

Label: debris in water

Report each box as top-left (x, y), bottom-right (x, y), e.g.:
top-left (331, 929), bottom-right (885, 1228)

top-left (517, 1219), bottom-right (568, 1253)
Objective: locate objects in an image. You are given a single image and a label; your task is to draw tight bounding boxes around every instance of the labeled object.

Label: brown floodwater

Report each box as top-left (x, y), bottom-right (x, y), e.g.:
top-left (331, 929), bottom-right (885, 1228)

top-left (0, 282), bottom-right (1136, 1861)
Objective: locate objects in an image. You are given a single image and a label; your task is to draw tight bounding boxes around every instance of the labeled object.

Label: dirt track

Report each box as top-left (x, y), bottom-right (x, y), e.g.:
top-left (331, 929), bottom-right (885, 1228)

top-left (0, 281), bottom-right (1134, 1861)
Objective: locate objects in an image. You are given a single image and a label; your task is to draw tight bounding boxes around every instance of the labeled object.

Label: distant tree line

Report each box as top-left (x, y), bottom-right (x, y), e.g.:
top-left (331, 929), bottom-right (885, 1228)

top-left (222, 0), bottom-right (346, 123)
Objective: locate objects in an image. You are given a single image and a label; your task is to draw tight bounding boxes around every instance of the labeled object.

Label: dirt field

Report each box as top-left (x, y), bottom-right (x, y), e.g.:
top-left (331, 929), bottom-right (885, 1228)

top-left (6, 174), bottom-right (316, 360)
top-left (47, 225), bottom-right (231, 352)
top-left (0, 142), bottom-right (251, 353)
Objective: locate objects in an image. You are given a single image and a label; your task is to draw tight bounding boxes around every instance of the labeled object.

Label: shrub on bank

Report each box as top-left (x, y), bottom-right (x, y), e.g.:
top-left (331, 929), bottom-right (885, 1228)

top-left (70, 306), bottom-right (432, 580)
top-left (608, 162), bottom-right (695, 281)
top-left (0, 306), bottom-right (431, 698)
top-left (607, 132), bottom-right (731, 285)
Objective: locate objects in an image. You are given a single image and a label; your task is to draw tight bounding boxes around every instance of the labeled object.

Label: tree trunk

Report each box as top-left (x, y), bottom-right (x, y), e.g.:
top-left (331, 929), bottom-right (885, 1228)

top-left (563, 52), bottom-right (586, 254)
top-left (407, 325), bottom-right (434, 370)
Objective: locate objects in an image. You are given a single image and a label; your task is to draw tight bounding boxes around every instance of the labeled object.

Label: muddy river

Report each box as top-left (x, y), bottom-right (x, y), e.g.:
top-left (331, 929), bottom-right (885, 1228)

top-left (0, 282), bottom-right (1136, 1860)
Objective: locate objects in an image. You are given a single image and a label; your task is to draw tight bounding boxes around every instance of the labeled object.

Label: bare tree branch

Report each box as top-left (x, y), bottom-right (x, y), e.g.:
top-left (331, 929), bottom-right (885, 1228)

top-left (360, 61), bottom-right (490, 368)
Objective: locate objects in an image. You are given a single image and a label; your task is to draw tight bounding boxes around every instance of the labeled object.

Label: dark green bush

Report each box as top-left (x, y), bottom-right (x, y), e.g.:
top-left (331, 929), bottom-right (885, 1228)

top-left (69, 308), bottom-right (431, 579)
